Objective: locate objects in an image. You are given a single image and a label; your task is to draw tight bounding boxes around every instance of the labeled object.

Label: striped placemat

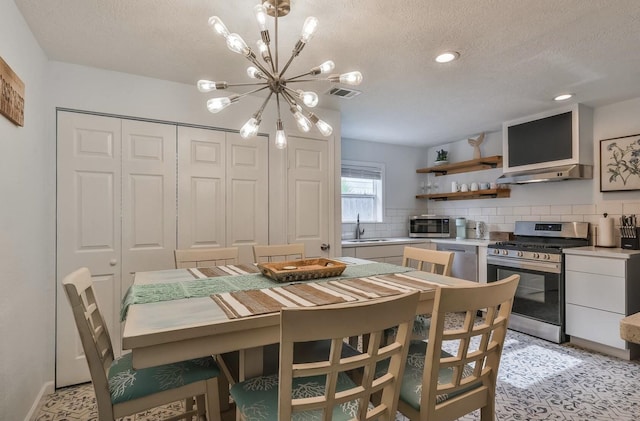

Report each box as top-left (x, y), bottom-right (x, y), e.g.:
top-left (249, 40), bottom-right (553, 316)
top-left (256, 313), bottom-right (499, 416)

top-left (187, 264), bottom-right (260, 279)
top-left (211, 272), bottom-right (440, 319)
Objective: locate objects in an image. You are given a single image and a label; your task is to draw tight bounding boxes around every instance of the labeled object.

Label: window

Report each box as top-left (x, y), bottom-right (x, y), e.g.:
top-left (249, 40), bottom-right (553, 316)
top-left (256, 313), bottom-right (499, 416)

top-left (341, 160), bottom-right (384, 222)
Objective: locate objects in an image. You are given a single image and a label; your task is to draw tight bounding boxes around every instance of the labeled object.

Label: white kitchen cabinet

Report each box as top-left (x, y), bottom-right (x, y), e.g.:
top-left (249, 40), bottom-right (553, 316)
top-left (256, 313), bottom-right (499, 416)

top-left (342, 241), bottom-right (431, 265)
top-left (564, 249), bottom-right (640, 359)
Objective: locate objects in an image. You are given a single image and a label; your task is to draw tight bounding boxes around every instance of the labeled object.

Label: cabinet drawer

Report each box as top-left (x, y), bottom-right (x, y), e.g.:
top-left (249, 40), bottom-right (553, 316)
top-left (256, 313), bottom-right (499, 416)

top-left (565, 255), bottom-right (625, 277)
top-left (565, 270), bottom-right (625, 313)
top-left (354, 244), bottom-right (405, 259)
top-left (341, 247), bottom-right (356, 258)
top-left (566, 304), bottom-right (627, 349)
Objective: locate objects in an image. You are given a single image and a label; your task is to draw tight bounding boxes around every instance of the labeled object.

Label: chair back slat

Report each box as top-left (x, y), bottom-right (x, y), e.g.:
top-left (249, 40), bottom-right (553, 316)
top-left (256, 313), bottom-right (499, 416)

top-left (402, 247), bottom-right (454, 276)
top-left (174, 247), bottom-right (239, 268)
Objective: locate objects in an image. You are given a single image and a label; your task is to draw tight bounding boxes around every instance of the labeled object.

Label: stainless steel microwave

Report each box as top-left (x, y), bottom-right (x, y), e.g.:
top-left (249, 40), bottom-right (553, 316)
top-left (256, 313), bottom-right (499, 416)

top-left (409, 216), bottom-right (452, 238)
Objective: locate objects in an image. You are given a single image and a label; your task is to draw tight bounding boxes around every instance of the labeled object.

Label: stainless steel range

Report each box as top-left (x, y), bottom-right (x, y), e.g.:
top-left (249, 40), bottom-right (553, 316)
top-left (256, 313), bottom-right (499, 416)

top-left (486, 221), bottom-right (590, 343)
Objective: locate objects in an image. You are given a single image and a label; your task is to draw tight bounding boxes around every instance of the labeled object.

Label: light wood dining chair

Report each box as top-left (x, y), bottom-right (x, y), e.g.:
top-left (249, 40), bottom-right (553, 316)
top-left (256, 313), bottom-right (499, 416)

top-left (174, 247), bottom-right (239, 268)
top-left (253, 243), bottom-right (305, 263)
top-left (230, 292), bottom-right (420, 421)
top-left (394, 274), bottom-right (520, 421)
top-left (402, 246), bottom-right (454, 275)
top-left (62, 267), bottom-right (222, 421)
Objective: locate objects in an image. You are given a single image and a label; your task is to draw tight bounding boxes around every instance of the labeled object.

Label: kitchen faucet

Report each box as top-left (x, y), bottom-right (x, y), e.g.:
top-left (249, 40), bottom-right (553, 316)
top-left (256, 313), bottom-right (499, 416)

top-left (355, 213), bottom-right (365, 239)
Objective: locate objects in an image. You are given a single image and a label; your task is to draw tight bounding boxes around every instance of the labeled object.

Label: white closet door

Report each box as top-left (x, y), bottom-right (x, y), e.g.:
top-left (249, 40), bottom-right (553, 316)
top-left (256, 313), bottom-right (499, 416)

top-left (56, 111), bottom-right (122, 387)
top-left (226, 132), bottom-right (269, 263)
top-left (177, 126), bottom-right (227, 250)
top-left (287, 136), bottom-right (331, 258)
top-left (120, 120), bottom-right (177, 289)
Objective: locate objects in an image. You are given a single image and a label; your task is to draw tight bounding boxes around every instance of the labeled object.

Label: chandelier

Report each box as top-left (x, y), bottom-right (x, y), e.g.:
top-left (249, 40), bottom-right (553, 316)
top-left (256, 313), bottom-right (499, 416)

top-left (197, 0), bottom-right (362, 149)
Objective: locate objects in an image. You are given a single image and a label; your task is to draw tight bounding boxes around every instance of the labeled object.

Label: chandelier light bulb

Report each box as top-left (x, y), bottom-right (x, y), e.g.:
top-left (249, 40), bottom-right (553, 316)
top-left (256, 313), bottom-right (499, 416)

top-left (300, 16), bottom-right (319, 43)
top-left (291, 108), bottom-right (312, 132)
top-left (297, 89), bottom-right (319, 107)
top-left (315, 119), bottom-right (333, 136)
top-left (197, 80), bottom-right (228, 92)
top-left (257, 40), bottom-right (268, 54)
top-left (339, 71), bottom-right (363, 86)
top-left (318, 60), bottom-right (335, 73)
top-left (275, 120), bottom-right (288, 149)
top-left (253, 4), bottom-right (268, 31)
top-left (240, 117), bottom-right (260, 138)
top-left (247, 66), bottom-right (264, 79)
top-left (206, 95), bottom-right (238, 113)
top-left (208, 16), bottom-right (230, 38)
top-left (226, 33), bottom-right (250, 56)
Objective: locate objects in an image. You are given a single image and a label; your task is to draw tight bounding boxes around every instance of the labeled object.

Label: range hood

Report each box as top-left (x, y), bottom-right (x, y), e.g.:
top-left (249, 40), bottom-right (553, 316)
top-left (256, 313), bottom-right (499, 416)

top-left (497, 164), bottom-right (593, 184)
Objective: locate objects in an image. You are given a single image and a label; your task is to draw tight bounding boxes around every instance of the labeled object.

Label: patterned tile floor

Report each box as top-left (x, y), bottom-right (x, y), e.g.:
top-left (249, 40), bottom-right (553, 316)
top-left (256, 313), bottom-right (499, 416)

top-left (36, 328), bottom-right (640, 421)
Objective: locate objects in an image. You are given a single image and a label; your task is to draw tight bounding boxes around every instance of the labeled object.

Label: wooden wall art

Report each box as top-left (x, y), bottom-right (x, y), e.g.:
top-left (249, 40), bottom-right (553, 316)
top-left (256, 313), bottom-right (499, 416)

top-left (0, 56), bottom-right (25, 127)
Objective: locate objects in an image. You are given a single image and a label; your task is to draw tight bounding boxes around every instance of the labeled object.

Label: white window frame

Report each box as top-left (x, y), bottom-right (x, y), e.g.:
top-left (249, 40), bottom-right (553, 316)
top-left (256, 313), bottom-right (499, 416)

top-left (341, 160), bottom-right (385, 223)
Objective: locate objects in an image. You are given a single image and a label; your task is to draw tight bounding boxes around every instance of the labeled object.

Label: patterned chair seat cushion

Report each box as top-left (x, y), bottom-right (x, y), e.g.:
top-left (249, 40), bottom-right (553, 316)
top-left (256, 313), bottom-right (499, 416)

top-left (230, 372), bottom-right (360, 421)
top-left (376, 340), bottom-right (481, 411)
top-left (108, 353), bottom-right (220, 405)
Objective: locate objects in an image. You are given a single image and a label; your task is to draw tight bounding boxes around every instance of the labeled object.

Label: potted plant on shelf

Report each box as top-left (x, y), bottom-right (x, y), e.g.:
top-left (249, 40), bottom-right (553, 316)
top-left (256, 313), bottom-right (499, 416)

top-left (435, 149), bottom-right (448, 165)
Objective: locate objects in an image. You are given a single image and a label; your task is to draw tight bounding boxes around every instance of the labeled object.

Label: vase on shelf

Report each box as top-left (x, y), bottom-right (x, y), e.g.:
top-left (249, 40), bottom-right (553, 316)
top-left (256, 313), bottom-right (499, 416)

top-left (433, 160), bottom-right (448, 166)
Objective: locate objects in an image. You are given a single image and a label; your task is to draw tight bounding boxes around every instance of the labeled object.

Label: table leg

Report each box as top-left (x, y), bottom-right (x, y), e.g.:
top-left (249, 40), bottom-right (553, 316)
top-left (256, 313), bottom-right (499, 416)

top-left (239, 347), bottom-right (264, 380)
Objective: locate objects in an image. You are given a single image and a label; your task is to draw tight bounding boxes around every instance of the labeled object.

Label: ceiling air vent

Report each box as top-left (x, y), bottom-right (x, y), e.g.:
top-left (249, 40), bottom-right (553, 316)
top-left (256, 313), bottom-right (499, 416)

top-left (326, 87), bottom-right (362, 99)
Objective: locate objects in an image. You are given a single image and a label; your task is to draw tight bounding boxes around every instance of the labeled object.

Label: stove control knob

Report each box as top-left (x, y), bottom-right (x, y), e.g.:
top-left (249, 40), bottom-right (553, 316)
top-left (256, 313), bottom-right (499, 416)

top-left (517, 251), bottom-right (523, 257)
top-left (502, 250), bottom-right (508, 255)
top-left (544, 254), bottom-right (550, 260)
top-left (533, 253), bottom-right (540, 259)
top-left (493, 249), bottom-right (500, 255)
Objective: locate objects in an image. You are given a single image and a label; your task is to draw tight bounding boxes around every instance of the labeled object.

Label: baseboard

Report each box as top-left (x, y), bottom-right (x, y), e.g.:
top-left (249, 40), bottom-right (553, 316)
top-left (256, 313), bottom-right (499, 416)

top-left (25, 381), bottom-right (54, 421)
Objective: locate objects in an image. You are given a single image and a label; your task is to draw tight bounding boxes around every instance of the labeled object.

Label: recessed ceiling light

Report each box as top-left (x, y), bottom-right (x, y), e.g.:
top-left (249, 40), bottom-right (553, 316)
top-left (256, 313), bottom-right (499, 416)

top-left (435, 51), bottom-right (460, 63)
top-left (554, 93), bottom-right (573, 101)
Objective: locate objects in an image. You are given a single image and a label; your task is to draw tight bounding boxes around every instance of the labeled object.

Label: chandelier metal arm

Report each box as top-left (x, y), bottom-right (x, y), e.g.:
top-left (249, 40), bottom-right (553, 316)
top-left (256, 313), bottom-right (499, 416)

top-left (226, 82), bottom-right (271, 88)
top-left (286, 71), bottom-right (314, 81)
top-left (237, 85), bottom-right (271, 99)
top-left (254, 91), bottom-right (274, 120)
top-left (283, 78), bottom-right (326, 84)
top-left (278, 43), bottom-right (305, 79)
top-left (245, 54), bottom-right (275, 82)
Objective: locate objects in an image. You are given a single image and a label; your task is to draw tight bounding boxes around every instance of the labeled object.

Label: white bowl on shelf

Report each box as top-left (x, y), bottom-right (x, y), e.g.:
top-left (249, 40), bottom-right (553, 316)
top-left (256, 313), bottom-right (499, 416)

top-left (433, 160), bottom-right (448, 166)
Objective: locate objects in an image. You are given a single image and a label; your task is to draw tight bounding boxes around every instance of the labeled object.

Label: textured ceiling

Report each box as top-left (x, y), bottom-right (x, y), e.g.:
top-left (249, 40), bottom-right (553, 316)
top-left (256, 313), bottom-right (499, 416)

top-left (14, 0), bottom-right (640, 146)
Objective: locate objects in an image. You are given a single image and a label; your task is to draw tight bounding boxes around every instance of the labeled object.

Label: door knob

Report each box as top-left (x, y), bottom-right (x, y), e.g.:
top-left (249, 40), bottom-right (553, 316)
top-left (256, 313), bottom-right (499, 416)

top-left (109, 259), bottom-right (118, 266)
top-left (320, 243), bottom-right (330, 251)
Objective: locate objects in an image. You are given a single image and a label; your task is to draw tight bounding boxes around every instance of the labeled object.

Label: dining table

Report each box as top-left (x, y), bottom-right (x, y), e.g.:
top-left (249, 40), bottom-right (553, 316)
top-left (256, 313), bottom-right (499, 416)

top-left (121, 256), bottom-right (476, 381)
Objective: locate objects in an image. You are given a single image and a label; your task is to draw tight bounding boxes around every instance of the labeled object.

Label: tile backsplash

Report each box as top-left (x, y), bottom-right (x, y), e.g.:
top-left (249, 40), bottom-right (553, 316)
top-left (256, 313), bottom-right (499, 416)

top-left (429, 200), bottom-right (640, 245)
top-left (341, 208), bottom-right (426, 239)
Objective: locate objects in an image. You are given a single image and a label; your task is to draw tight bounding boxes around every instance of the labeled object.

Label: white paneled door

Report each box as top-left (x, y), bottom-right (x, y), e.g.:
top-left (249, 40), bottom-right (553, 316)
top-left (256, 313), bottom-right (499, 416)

top-left (287, 136), bottom-right (331, 258)
top-left (177, 127), bottom-right (268, 263)
top-left (120, 119), bottom-right (177, 291)
top-left (56, 112), bottom-right (176, 387)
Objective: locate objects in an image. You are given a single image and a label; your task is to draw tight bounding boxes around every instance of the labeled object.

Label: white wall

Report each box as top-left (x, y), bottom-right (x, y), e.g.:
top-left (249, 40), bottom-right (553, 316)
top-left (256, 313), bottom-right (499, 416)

top-left (341, 138), bottom-right (428, 238)
top-left (0, 2), bottom-right (52, 421)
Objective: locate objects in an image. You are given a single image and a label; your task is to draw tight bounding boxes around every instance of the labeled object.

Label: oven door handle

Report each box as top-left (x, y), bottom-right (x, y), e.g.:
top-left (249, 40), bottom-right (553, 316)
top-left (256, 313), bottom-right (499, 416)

top-left (487, 256), bottom-right (561, 274)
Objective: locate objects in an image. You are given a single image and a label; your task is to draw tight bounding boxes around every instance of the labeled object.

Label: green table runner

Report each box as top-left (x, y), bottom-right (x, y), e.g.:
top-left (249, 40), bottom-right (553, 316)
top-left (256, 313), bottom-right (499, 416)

top-left (121, 262), bottom-right (414, 321)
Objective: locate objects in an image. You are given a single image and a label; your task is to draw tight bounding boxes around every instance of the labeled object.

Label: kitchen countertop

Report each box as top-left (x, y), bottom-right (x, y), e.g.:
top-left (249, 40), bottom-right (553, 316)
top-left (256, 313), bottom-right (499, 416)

top-left (341, 237), bottom-right (494, 247)
top-left (563, 246), bottom-right (640, 259)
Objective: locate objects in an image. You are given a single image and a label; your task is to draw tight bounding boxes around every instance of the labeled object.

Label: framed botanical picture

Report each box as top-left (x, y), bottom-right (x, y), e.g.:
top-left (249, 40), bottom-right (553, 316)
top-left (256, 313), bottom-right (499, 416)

top-left (600, 134), bottom-right (640, 192)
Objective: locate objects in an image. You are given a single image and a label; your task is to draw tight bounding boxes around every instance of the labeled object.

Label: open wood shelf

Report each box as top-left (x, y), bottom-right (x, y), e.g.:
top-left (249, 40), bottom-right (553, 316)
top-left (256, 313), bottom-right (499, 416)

top-left (416, 188), bottom-right (510, 201)
top-left (417, 155), bottom-right (503, 176)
